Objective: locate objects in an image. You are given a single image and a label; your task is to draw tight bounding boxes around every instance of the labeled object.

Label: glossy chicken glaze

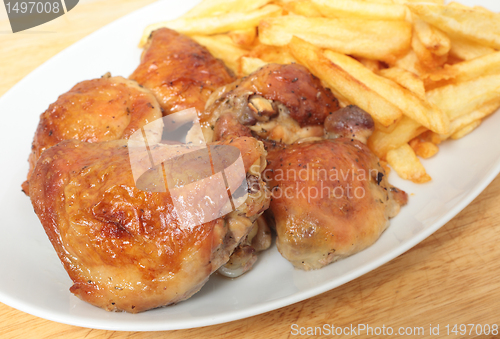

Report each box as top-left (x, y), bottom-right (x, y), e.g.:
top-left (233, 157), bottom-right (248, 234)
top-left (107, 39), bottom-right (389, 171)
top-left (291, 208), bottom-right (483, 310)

top-left (130, 28), bottom-right (235, 116)
top-left (23, 75), bottom-right (162, 195)
top-left (208, 66), bottom-right (408, 271)
top-left (265, 138), bottom-right (407, 270)
top-left (29, 137), bottom-right (269, 312)
top-left (205, 63), bottom-right (340, 142)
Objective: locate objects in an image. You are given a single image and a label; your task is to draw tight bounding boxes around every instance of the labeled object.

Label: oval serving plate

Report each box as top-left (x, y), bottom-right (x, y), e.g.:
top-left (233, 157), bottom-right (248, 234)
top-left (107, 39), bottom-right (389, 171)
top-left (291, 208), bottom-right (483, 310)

top-left (0, 0), bottom-right (499, 331)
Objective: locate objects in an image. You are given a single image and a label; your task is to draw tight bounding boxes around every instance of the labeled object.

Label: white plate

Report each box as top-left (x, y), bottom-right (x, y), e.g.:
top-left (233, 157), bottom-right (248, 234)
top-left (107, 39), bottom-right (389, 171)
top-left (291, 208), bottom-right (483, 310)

top-left (0, 0), bottom-right (499, 331)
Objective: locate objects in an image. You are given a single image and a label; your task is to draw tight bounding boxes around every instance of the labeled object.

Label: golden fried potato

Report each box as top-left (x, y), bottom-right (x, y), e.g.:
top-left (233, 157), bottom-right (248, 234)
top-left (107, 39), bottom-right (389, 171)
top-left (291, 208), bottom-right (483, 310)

top-left (379, 67), bottom-right (426, 100)
top-left (311, 0), bottom-right (407, 21)
top-left (323, 49), bottom-right (449, 134)
top-left (411, 28), bottom-right (448, 70)
top-left (141, 5), bottom-right (282, 46)
top-left (182, 0), bottom-right (272, 18)
top-left (418, 130), bottom-right (442, 145)
top-left (282, 0), bottom-right (323, 17)
top-left (239, 57), bottom-right (267, 76)
top-left (259, 15), bottom-right (411, 63)
top-left (438, 51), bottom-right (500, 84)
top-left (413, 18), bottom-right (450, 56)
top-left (228, 27), bottom-right (257, 47)
top-left (392, 0), bottom-right (444, 4)
top-left (288, 37), bottom-right (403, 127)
top-left (426, 75), bottom-right (500, 120)
top-left (409, 138), bottom-right (439, 158)
top-left (449, 36), bottom-right (496, 61)
top-left (451, 120), bottom-right (482, 140)
top-left (356, 57), bottom-right (381, 73)
top-left (440, 99), bottom-right (500, 140)
top-left (407, 3), bottom-right (500, 49)
top-left (248, 44), bottom-right (297, 64)
top-left (368, 116), bottom-right (427, 159)
top-left (392, 50), bottom-right (422, 76)
top-left (387, 144), bottom-right (431, 183)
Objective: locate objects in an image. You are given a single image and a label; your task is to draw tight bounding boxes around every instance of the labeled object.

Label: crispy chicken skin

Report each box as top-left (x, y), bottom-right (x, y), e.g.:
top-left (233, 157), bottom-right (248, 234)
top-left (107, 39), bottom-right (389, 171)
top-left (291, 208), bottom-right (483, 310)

top-left (264, 107), bottom-right (407, 270)
top-left (205, 63), bottom-right (340, 142)
top-left (23, 75), bottom-right (162, 195)
top-left (208, 63), bottom-right (340, 276)
top-left (29, 137), bottom-right (269, 313)
top-left (209, 68), bottom-right (407, 271)
top-left (129, 28), bottom-right (235, 116)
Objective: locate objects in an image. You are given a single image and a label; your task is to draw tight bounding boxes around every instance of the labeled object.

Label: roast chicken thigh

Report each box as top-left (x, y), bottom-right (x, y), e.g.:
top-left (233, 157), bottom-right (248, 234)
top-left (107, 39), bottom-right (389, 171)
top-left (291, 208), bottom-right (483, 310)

top-left (29, 136), bottom-right (269, 312)
top-left (208, 64), bottom-right (407, 271)
top-left (23, 74), bottom-right (162, 195)
top-left (130, 28), bottom-right (235, 116)
top-left (265, 106), bottom-right (408, 270)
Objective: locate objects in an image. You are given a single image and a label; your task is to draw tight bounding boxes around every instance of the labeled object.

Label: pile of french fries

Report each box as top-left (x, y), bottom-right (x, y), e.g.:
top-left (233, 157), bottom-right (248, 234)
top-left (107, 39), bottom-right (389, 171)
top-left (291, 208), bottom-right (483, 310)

top-left (141, 0), bottom-right (500, 184)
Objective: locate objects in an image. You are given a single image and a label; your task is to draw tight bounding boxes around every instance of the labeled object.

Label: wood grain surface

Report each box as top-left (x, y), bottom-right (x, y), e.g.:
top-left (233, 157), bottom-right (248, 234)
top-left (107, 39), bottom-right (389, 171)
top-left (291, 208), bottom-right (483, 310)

top-left (1, 1), bottom-right (499, 338)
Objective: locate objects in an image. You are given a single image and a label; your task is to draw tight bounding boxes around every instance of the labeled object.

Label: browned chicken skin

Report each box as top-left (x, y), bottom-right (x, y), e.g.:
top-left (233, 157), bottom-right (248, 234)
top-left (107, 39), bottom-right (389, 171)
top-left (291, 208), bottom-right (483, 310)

top-left (29, 136), bottom-right (269, 313)
top-left (205, 63), bottom-right (340, 142)
top-left (23, 74), bottom-right (162, 195)
top-left (263, 107), bottom-right (407, 270)
top-left (209, 65), bottom-right (407, 270)
top-left (207, 63), bottom-right (342, 275)
top-left (129, 28), bottom-right (235, 117)
top-left (265, 137), bottom-right (407, 270)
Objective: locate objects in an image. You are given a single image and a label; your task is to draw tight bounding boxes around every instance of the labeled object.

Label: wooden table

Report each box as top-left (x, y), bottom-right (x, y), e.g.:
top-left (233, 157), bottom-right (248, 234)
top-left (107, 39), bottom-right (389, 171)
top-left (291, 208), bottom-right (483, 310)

top-left (1, 1), bottom-right (499, 338)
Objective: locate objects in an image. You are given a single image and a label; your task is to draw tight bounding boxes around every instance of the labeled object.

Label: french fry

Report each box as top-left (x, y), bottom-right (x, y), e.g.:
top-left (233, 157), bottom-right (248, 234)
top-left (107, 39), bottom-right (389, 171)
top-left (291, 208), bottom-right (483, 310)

top-left (418, 130), bottom-right (442, 145)
top-left (356, 58), bottom-right (381, 74)
top-left (407, 3), bottom-right (500, 50)
top-left (445, 2), bottom-right (466, 9)
top-left (413, 19), bottom-right (450, 57)
top-left (240, 57), bottom-right (268, 76)
top-left (379, 67), bottom-right (426, 100)
top-left (182, 0), bottom-right (271, 18)
top-left (450, 120), bottom-right (482, 140)
top-left (282, 1), bottom-right (323, 17)
top-left (409, 138), bottom-right (439, 158)
top-left (228, 27), bottom-right (257, 47)
top-left (436, 51), bottom-right (500, 84)
top-left (387, 144), bottom-right (431, 183)
top-left (449, 36), bottom-right (496, 61)
top-left (374, 119), bottom-right (400, 134)
top-left (191, 35), bottom-right (248, 73)
top-left (259, 15), bottom-right (411, 63)
top-left (368, 116), bottom-right (427, 158)
top-left (411, 29), bottom-right (448, 69)
top-left (146, 0), bottom-right (500, 185)
top-left (311, 0), bottom-right (407, 21)
top-left (141, 5), bottom-right (282, 46)
top-left (288, 37), bottom-right (404, 127)
top-left (392, 50), bottom-right (422, 76)
top-left (392, 0), bottom-right (444, 4)
top-left (364, 0), bottom-right (395, 4)
top-left (440, 99), bottom-right (500, 139)
top-left (249, 44), bottom-right (297, 64)
top-left (323, 49), bottom-right (449, 134)
top-left (426, 75), bottom-right (500, 120)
